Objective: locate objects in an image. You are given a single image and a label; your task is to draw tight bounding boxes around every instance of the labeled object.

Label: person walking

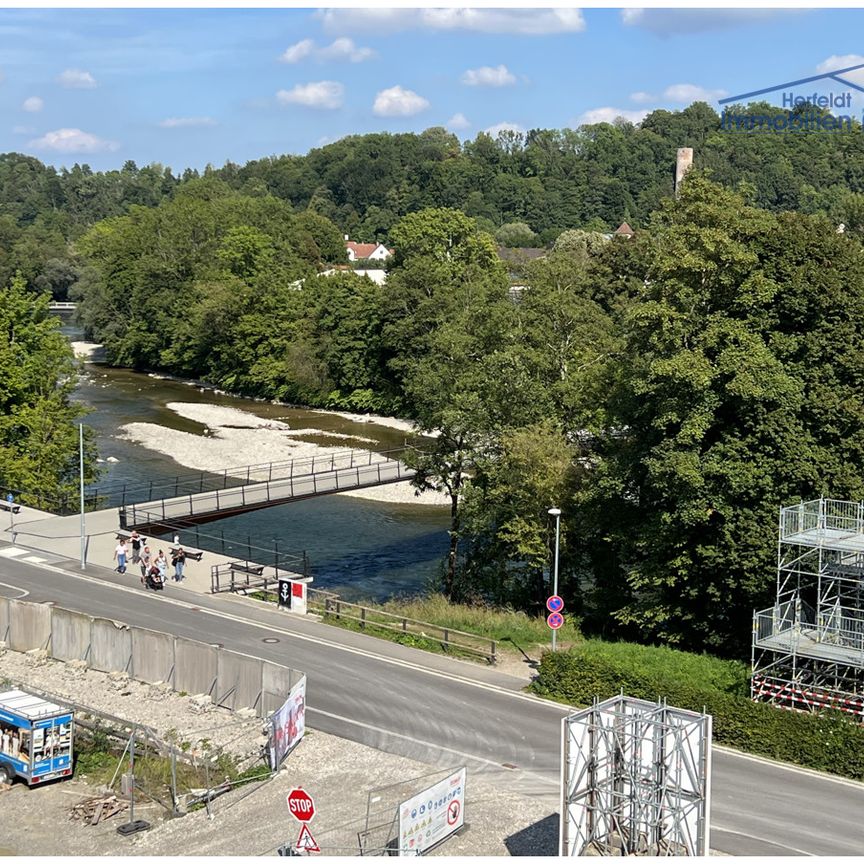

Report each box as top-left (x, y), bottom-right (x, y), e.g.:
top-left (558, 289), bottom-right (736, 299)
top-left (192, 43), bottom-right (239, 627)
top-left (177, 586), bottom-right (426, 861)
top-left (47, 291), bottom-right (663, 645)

top-left (113, 538), bottom-right (128, 574)
top-left (129, 531), bottom-right (143, 564)
top-left (172, 546), bottom-right (186, 581)
top-left (139, 545), bottom-right (152, 583)
top-left (155, 550), bottom-right (168, 584)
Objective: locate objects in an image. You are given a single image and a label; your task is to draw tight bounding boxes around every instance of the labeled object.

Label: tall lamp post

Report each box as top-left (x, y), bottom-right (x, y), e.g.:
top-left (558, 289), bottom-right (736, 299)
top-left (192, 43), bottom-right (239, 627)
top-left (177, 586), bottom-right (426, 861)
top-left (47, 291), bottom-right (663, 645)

top-left (79, 423), bottom-right (86, 570)
top-left (548, 507), bottom-right (562, 652)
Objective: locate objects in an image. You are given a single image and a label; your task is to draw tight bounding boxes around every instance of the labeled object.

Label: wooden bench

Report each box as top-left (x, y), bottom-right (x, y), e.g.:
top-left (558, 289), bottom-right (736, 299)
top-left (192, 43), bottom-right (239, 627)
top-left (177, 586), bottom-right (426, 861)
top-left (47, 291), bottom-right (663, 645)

top-left (0, 500), bottom-right (21, 515)
top-left (171, 546), bottom-right (204, 562)
top-left (229, 562), bottom-right (264, 576)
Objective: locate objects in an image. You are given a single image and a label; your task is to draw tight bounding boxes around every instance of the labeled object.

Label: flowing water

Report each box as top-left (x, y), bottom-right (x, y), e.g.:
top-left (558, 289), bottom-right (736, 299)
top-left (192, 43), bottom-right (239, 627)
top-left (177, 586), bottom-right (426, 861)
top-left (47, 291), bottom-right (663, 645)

top-left (60, 317), bottom-right (450, 602)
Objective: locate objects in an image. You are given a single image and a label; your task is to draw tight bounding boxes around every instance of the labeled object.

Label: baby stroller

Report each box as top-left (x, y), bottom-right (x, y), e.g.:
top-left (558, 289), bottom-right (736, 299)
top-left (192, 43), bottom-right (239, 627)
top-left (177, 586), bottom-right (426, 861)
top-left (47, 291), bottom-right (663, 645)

top-left (145, 565), bottom-right (165, 591)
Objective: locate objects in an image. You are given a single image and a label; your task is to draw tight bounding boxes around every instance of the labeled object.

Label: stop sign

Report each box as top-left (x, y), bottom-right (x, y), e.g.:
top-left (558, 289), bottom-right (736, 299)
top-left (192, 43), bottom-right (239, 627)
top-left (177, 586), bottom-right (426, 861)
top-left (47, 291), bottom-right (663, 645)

top-left (287, 788), bottom-right (316, 822)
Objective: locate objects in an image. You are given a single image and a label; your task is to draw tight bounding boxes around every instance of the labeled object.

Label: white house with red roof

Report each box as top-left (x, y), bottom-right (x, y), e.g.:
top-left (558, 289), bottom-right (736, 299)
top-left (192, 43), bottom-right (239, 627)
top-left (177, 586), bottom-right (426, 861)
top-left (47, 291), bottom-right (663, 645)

top-left (344, 235), bottom-right (393, 262)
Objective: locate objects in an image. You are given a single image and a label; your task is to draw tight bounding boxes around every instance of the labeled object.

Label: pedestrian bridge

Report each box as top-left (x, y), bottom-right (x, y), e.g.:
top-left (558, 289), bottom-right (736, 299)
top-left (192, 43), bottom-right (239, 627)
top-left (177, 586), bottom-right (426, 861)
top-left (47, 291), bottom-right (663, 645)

top-left (118, 447), bottom-right (416, 531)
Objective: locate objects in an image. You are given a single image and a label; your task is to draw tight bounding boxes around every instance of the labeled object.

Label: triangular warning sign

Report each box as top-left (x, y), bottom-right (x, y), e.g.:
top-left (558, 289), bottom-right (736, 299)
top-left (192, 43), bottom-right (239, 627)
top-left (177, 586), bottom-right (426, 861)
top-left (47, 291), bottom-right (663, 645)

top-left (296, 824), bottom-right (320, 853)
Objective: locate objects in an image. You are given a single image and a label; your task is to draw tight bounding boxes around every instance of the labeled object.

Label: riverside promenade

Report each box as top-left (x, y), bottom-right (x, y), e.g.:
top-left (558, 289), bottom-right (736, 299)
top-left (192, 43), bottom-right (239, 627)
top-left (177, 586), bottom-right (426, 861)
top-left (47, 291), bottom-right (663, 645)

top-left (1, 504), bottom-right (258, 596)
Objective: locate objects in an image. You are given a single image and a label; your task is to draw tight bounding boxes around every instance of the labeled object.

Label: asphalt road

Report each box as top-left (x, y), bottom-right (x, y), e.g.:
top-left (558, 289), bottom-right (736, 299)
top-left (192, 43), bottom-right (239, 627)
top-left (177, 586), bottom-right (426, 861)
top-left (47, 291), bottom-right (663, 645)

top-left (2, 548), bottom-right (864, 856)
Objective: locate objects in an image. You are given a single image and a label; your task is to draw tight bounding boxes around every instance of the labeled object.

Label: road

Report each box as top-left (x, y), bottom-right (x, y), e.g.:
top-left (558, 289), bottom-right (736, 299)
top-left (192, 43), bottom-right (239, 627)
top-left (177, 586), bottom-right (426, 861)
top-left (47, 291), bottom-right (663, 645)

top-left (2, 547), bottom-right (863, 856)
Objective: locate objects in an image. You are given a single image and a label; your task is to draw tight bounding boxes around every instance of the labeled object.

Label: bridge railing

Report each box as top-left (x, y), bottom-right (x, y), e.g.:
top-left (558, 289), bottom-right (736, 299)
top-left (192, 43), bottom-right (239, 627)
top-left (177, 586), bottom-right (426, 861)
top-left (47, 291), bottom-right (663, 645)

top-left (119, 456), bottom-right (415, 529)
top-left (306, 588), bottom-right (498, 664)
top-left (93, 445), bottom-right (413, 510)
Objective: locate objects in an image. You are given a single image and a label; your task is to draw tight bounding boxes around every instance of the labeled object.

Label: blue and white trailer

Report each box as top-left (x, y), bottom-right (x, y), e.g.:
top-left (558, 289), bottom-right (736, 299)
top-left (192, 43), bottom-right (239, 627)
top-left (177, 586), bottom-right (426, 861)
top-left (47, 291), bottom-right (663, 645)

top-left (0, 689), bottom-right (74, 786)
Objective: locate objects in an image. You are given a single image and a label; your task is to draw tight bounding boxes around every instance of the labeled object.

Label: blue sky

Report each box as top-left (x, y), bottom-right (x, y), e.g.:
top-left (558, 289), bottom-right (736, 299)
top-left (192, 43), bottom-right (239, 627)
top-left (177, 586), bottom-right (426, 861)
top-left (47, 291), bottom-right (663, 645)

top-left (3, 7), bottom-right (864, 172)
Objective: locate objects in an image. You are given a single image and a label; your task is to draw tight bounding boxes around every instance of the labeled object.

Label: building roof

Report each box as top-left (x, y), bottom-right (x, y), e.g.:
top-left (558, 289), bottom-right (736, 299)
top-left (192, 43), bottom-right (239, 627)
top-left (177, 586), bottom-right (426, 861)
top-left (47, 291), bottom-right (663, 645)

top-left (614, 222), bottom-right (635, 237)
top-left (346, 241), bottom-right (380, 259)
top-left (496, 246), bottom-right (547, 263)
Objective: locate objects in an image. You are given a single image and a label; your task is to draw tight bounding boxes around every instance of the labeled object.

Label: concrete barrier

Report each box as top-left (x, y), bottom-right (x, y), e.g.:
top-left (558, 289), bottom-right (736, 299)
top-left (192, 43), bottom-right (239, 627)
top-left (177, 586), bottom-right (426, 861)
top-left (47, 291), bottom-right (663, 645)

top-left (8, 599), bottom-right (51, 652)
top-left (0, 596), bottom-right (9, 643)
top-left (261, 661), bottom-right (299, 717)
top-left (51, 608), bottom-right (92, 662)
top-left (90, 617), bottom-right (132, 674)
top-left (216, 650), bottom-right (263, 712)
top-left (131, 627), bottom-right (175, 684)
top-left (174, 637), bottom-right (218, 697)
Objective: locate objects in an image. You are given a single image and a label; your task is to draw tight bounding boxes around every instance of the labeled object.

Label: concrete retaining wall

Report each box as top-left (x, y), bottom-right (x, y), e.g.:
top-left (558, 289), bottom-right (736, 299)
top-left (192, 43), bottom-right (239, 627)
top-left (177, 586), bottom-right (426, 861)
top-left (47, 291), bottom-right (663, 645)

top-left (2, 598), bottom-right (302, 721)
top-left (90, 617), bottom-right (132, 674)
top-left (174, 637), bottom-right (218, 697)
top-left (0, 596), bottom-right (9, 644)
top-left (51, 608), bottom-right (92, 662)
top-left (216, 650), bottom-right (263, 712)
top-left (131, 627), bottom-right (175, 684)
top-left (261, 662), bottom-right (298, 716)
top-left (8, 599), bottom-right (51, 653)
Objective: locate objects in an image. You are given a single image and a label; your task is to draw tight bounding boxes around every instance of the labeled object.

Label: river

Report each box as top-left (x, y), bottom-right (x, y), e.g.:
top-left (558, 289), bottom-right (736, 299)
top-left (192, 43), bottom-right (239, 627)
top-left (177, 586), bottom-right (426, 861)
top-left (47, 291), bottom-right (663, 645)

top-left (61, 318), bottom-right (450, 602)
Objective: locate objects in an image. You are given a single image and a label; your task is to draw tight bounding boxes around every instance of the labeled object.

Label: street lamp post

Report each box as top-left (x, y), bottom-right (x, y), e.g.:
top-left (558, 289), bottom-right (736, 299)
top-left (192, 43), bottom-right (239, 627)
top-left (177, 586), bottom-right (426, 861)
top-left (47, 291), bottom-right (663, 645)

top-left (79, 423), bottom-right (86, 570)
top-left (548, 507), bottom-right (561, 652)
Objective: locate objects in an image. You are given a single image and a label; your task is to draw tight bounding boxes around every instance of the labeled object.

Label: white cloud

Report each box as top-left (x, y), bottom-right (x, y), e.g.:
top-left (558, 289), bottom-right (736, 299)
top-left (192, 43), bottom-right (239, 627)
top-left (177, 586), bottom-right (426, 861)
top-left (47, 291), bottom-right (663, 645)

top-left (663, 83), bottom-right (727, 103)
top-left (484, 121), bottom-right (526, 137)
top-left (630, 91), bottom-right (655, 104)
top-left (319, 38), bottom-right (375, 63)
top-left (575, 107), bottom-right (649, 126)
top-left (622, 8), bottom-right (792, 35)
top-left (158, 117), bottom-right (217, 128)
top-left (817, 54), bottom-right (864, 86)
top-left (57, 68), bottom-right (96, 89)
top-left (319, 8), bottom-right (585, 36)
top-left (461, 64), bottom-right (516, 88)
top-left (277, 81), bottom-right (344, 110)
top-left (280, 37), bottom-right (375, 64)
top-left (446, 112), bottom-right (471, 131)
top-left (280, 39), bottom-right (315, 64)
top-left (29, 128), bottom-right (118, 154)
top-left (12, 125), bottom-right (34, 135)
top-left (373, 85), bottom-right (429, 117)
top-left (22, 96), bottom-right (43, 113)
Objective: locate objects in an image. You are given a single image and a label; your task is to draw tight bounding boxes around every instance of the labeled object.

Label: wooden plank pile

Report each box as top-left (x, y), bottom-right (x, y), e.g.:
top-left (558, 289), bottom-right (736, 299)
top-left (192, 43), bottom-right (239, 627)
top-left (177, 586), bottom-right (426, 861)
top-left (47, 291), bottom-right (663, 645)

top-left (69, 794), bottom-right (129, 825)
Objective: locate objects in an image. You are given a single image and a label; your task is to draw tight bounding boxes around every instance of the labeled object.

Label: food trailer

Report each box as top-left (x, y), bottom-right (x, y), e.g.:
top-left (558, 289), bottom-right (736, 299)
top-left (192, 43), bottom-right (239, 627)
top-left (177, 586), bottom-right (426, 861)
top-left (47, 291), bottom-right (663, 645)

top-left (0, 689), bottom-right (74, 786)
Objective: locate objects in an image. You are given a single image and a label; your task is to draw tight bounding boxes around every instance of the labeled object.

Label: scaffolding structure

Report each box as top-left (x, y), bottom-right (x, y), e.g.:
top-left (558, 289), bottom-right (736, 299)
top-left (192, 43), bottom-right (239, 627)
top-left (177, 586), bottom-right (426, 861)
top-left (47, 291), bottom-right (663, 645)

top-left (753, 498), bottom-right (864, 718)
top-left (560, 696), bottom-right (711, 857)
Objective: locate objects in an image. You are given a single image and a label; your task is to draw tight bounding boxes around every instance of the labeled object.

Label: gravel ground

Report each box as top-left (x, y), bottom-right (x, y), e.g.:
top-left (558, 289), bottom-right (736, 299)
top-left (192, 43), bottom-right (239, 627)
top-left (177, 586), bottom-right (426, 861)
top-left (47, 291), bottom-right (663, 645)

top-left (0, 646), bottom-right (558, 857)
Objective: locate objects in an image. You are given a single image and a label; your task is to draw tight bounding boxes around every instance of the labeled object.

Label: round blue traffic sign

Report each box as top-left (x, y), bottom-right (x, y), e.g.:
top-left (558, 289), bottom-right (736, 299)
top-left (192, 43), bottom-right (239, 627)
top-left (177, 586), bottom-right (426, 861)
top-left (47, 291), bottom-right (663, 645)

top-left (546, 595), bottom-right (564, 613)
top-left (6, 493), bottom-right (13, 504)
top-left (547, 611), bottom-right (564, 630)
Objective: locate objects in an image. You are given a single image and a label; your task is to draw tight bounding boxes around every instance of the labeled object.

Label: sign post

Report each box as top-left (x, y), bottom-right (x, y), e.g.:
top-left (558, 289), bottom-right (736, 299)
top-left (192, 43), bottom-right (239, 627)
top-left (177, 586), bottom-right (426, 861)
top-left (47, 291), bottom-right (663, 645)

top-left (6, 492), bottom-right (14, 541)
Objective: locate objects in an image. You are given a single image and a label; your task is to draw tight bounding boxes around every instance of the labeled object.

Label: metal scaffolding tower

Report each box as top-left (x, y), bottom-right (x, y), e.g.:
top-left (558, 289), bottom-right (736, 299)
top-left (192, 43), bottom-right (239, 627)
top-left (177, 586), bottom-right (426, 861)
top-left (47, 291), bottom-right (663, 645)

top-left (560, 696), bottom-right (712, 857)
top-left (752, 498), bottom-right (864, 717)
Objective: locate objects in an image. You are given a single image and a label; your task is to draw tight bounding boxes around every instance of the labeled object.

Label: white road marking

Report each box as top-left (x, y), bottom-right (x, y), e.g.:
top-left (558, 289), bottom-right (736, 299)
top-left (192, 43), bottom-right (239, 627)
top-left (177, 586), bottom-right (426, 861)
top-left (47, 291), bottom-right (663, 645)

top-left (21, 556), bottom-right (46, 564)
top-left (0, 547), bottom-right (26, 557)
top-left (711, 824), bottom-right (815, 856)
top-left (307, 705), bottom-right (558, 785)
top-left (0, 581), bottom-right (28, 598)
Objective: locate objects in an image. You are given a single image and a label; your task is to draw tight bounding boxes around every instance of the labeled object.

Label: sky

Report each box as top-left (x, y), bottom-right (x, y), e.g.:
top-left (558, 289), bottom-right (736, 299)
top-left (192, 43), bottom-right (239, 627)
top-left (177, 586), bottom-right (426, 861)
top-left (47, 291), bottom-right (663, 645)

top-left (3, 6), bottom-right (864, 172)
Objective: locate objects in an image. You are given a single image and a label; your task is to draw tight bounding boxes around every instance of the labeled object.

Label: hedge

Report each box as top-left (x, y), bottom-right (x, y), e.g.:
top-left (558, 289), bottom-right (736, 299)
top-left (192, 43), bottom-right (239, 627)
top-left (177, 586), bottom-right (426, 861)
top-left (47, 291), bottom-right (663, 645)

top-left (531, 641), bottom-right (864, 781)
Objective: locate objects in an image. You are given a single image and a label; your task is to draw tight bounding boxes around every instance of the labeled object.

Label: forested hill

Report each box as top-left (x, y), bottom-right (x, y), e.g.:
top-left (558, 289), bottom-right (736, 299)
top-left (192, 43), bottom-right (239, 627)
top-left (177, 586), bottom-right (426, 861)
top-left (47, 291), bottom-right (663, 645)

top-left (3, 99), bottom-right (864, 297)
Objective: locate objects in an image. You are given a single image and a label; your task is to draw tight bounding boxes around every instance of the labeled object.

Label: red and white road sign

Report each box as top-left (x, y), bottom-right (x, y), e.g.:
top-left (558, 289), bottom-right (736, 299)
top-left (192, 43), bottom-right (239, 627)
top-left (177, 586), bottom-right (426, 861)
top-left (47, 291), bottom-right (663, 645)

top-left (295, 824), bottom-right (320, 853)
top-left (447, 799), bottom-right (461, 826)
top-left (546, 611), bottom-right (564, 630)
top-left (287, 788), bottom-right (316, 822)
top-left (546, 594), bottom-right (564, 613)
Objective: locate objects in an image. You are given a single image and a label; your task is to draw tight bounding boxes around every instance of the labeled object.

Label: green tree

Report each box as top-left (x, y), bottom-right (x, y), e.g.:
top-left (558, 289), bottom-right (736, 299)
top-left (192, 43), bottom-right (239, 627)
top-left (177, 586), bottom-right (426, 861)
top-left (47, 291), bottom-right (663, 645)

top-left (0, 275), bottom-right (98, 505)
top-left (584, 175), bottom-right (864, 655)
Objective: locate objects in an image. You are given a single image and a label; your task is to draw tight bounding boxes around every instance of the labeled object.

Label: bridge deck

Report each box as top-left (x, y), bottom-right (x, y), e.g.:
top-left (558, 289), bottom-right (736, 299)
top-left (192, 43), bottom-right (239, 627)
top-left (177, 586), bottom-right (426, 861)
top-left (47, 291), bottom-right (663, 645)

top-left (121, 459), bottom-right (415, 529)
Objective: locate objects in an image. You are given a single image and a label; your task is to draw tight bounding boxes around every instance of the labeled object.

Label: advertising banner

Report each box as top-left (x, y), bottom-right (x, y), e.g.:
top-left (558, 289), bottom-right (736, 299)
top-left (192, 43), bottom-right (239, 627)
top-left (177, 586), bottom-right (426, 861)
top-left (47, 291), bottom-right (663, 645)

top-left (398, 767), bottom-right (466, 855)
top-left (268, 676), bottom-right (306, 770)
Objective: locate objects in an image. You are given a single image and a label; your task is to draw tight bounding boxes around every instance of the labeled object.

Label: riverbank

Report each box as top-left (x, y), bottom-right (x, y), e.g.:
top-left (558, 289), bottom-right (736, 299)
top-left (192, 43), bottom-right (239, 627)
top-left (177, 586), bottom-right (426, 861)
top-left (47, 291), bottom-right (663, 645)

top-left (118, 401), bottom-right (450, 506)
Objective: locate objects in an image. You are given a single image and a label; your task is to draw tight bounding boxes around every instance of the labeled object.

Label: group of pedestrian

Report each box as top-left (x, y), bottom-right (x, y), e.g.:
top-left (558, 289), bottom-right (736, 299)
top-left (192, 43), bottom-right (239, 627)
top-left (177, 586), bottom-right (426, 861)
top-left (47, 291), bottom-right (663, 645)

top-left (113, 531), bottom-right (188, 590)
